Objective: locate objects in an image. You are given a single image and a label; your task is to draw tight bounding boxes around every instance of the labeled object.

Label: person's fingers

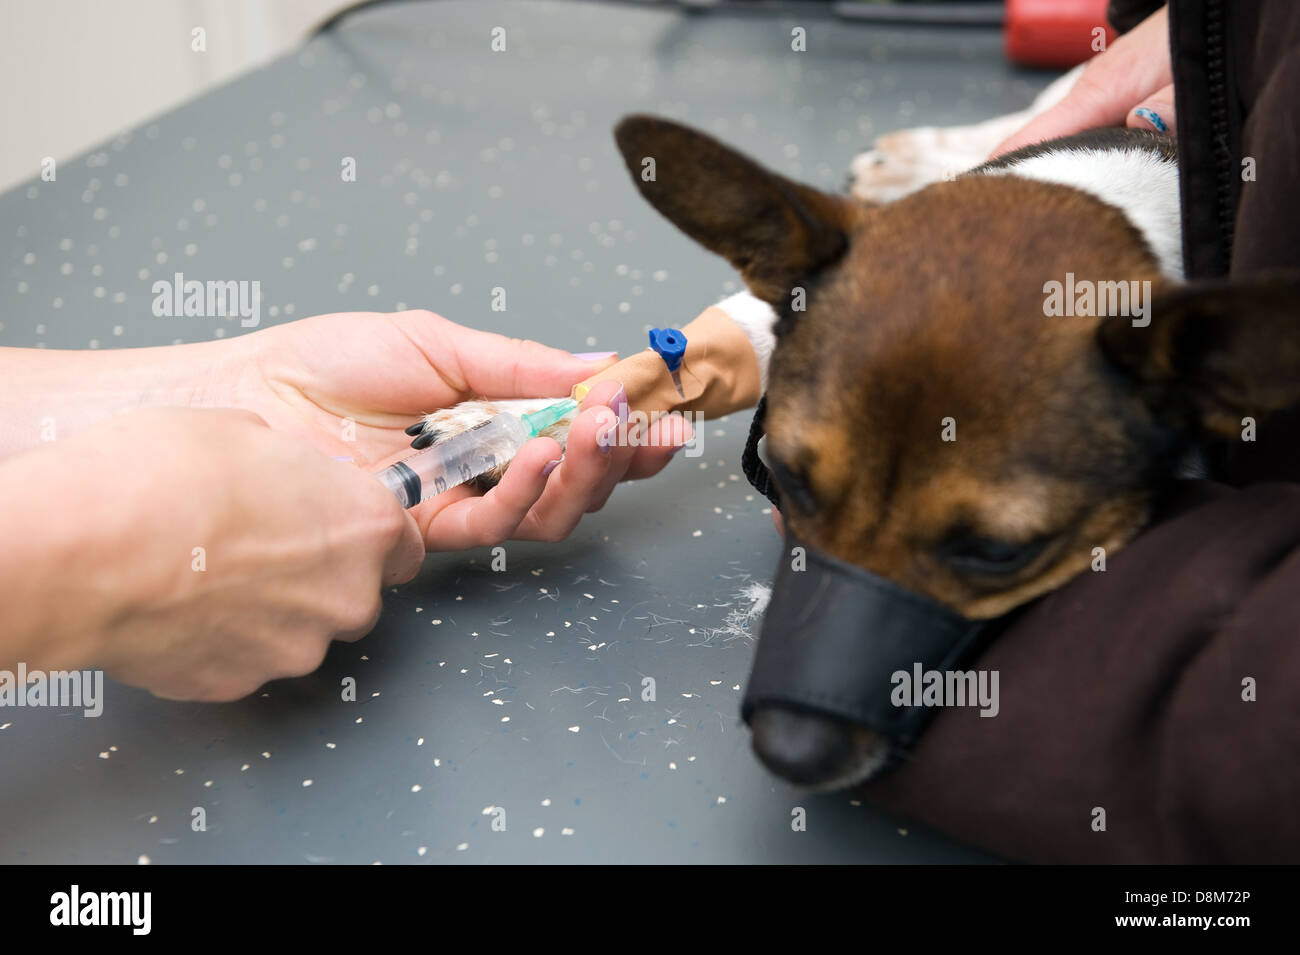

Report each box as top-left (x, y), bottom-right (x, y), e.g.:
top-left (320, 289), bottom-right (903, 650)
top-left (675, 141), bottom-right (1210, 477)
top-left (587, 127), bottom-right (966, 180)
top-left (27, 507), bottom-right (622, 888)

top-left (623, 412), bottom-right (694, 480)
top-left (390, 310), bottom-right (618, 399)
top-left (403, 479), bottom-right (478, 529)
top-left (513, 384), bottom-right (626, 540)
top-left (576, 379), bottom-right (627, 424)
top-left (380, 510), bottom-right (426, 585)
top-left (990, 7), bottom-right (1172, 157)
top-left (405, 382), bottom-right (684, 549)
top-left (570, 381), bottom-right (634, 512)
top-left (413, 435), bottom-right (563, 549)
top-left (991, 68), bottom-right (1132, 157)
top-left (772, 507), bottom-right (785, 537)
top-left (1126, 83), bottom-right (1176, 135)
top-left (464, 334), bottom-right (619, 398)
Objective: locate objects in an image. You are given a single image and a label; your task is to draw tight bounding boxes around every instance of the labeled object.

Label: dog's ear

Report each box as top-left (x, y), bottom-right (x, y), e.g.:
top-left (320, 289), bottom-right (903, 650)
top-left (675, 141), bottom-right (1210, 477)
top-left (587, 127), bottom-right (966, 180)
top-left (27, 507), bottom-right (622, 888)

top-left (614, 115), bottom-right (858, 305)
top-left (1098, 272), bottom-right (1300, 437)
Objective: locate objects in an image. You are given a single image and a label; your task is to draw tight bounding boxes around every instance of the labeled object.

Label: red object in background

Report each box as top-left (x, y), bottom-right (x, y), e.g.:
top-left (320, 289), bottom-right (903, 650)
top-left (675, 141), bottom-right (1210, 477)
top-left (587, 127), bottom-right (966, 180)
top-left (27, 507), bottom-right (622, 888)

top-left (1005, 0), bottom-right (1117, 69)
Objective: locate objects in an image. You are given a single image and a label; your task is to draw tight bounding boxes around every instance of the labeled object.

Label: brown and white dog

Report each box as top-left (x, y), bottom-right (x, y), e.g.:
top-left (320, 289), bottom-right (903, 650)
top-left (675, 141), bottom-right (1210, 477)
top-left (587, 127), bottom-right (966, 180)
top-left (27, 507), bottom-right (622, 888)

top-left (410, 69), bottom-right (1090, 446)
top-left (416, 81), bottom-right (1300, 790)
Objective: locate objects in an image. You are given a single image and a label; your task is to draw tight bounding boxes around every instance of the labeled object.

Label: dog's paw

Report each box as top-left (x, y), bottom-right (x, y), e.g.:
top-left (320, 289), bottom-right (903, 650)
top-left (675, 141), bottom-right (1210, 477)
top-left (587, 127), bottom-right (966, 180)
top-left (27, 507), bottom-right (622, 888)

top-left (848, 126), bottom-right (981, 202)
top-left (849, 128), bottom-right (942, 203)
top-left (403, 398), bottom-right (570, 491)
top-left (848, 111), bottom-right (1033, 203)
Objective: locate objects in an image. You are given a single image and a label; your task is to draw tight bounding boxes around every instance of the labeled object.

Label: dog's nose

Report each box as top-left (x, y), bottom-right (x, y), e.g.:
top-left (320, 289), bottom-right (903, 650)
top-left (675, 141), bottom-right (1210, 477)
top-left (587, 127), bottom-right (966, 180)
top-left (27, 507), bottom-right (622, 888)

top-left (749, 706), bottom-right (861, 786)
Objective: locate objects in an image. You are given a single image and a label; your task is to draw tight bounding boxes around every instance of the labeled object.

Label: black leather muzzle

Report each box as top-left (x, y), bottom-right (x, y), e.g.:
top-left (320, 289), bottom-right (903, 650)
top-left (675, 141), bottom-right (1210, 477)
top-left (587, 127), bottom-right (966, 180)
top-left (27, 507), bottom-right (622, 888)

top-left (740, 396), bottom-right (1000, 768)
top-left (740, 534), bottom-right (993, 756)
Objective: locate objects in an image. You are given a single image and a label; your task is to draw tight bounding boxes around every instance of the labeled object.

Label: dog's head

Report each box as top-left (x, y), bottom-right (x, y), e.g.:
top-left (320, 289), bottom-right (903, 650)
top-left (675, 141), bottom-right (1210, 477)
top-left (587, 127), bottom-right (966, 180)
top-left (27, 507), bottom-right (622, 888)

top-left (615, 115), bottom-right (1300, 788)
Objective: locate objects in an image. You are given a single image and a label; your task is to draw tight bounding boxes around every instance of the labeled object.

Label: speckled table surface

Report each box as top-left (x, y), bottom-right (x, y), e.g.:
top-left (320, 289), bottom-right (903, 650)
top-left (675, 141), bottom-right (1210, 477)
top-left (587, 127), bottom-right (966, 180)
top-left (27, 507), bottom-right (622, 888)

top-left (0, 0), bottom-right (1047, 863)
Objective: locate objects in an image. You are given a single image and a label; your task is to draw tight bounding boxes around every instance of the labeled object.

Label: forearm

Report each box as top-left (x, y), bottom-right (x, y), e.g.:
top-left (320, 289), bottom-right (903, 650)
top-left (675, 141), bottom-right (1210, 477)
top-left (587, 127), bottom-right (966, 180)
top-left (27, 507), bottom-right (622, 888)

top-left (0, 340), bottom-right (244, 457)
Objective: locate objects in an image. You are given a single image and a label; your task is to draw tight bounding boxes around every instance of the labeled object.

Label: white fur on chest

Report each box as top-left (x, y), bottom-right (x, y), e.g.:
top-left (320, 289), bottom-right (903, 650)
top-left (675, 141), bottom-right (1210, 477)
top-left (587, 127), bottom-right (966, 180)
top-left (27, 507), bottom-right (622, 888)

top-left (976, 146), bottom-right (1184, 280)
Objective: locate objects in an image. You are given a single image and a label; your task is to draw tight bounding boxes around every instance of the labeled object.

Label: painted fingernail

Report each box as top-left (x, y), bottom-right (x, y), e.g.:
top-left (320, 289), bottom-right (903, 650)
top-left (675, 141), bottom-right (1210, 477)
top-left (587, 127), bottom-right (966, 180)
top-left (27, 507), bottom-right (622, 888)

top-left (542, 458), bottom-right (562, 477)
top-left (1132, 107), bottom-right (1167, 132)
top-left (596, 412), bottom-right (619, 455)
top-left (573, 351), bottom-right (616, 361)
top-left (607, 384), bottom-right (628, 424)
top-left (331, 455), bottom-right (355, 463)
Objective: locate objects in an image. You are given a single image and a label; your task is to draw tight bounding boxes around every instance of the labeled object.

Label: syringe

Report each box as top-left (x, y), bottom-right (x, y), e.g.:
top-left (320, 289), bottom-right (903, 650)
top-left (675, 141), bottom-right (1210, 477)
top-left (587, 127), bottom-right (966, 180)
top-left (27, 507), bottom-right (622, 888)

top-left (375, 398), bottom-right (578, 509)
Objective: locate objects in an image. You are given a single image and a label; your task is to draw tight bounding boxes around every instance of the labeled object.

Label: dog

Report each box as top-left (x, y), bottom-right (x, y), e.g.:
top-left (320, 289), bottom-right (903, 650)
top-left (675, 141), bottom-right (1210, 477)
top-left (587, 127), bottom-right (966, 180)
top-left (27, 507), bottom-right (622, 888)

top-left (411, 80), bottom-right (1300, 790)
top-left (406, 69), bottom-right (1091, 459)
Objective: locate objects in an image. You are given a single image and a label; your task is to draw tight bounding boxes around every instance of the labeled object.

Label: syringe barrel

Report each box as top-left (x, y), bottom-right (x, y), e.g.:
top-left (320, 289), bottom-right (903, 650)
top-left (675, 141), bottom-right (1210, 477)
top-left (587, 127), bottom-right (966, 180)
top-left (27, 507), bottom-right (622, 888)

top-left (377, 413), bottom-right (530, 508)
top-left (377, 460), bottom-right (424, 509)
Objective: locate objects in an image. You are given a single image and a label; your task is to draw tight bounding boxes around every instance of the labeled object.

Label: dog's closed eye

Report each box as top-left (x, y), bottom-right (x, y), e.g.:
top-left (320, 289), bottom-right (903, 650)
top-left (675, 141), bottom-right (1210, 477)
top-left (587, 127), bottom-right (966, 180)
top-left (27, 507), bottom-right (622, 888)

top-left (938, 532), bottom-right (1052, 578)
top-left (769, 457), bottom-right (818, 514)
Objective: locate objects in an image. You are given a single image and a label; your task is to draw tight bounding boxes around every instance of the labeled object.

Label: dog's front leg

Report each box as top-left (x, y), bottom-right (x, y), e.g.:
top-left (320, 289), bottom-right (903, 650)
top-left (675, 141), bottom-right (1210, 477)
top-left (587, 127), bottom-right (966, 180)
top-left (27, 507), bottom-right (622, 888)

top-left (849, 63), bottom-right (1084, 202)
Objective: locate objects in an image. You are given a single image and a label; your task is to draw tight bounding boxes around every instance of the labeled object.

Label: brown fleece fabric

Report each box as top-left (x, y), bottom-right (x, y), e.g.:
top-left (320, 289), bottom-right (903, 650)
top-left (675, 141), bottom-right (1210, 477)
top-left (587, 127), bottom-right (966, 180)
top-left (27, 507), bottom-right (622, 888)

top-left (858, 0), bottom-right (1300, 862)
top-left (861, 481), bottom-right (1300, 862)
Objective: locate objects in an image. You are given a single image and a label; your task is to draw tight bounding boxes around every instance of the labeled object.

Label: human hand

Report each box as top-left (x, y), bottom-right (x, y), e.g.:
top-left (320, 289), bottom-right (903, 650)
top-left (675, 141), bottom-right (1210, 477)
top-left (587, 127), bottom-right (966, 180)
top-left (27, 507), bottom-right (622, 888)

top-left (0, 308), bottom-right (694, 551)
top-left (223, 309), bottom-right (691, 549)
top-left (52, 407), bottom-right (421, 696)
top-left (992, 5), bottom-right (1174, 157)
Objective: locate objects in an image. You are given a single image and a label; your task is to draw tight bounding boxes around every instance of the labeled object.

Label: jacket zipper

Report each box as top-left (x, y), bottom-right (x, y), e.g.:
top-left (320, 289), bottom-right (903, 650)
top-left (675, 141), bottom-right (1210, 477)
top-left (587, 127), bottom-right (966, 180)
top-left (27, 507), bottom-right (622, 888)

top-left (1203, 0), bottom-right (1235, 273)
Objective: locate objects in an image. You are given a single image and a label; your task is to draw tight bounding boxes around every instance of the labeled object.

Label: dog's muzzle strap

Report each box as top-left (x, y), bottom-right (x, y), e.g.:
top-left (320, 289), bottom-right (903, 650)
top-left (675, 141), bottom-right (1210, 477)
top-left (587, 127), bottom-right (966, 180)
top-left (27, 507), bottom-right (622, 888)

top-left (742, 394), bottom-right (781, 508)
top-left (740, 396), bottom-right (999, 759)
top-left (742, 534), bottom-right (994, 752)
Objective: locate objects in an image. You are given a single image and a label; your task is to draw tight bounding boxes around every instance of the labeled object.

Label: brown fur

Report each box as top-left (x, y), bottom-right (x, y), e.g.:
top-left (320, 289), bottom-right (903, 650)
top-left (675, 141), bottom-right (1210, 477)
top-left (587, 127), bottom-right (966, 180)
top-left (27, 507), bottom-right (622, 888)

top-left (615, 115), bottom-right (1300, 620)
top-left (764, 176), bottom-right (1168, 616)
